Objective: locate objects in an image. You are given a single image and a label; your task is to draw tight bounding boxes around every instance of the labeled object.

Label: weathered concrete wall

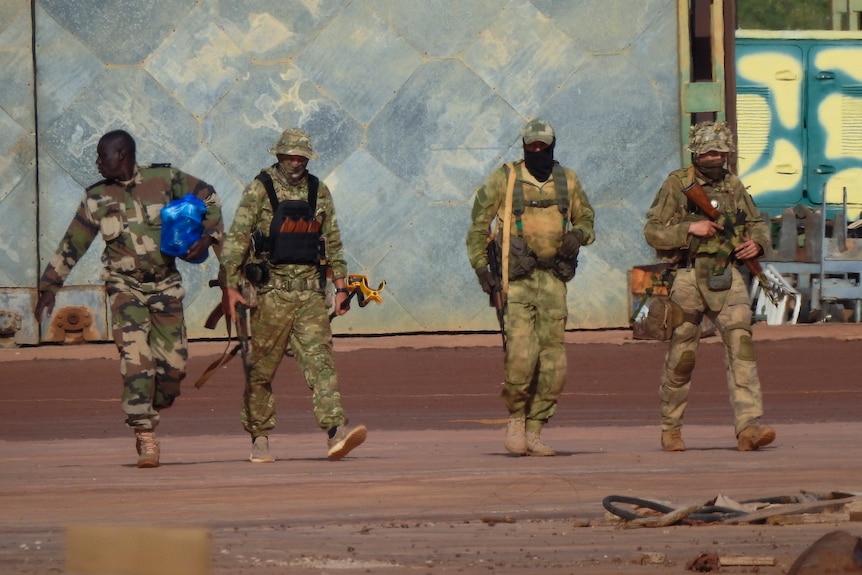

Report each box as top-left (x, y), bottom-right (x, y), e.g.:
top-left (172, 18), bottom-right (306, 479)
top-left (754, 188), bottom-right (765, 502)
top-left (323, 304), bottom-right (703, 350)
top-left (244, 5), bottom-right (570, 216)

top-left (0, 0), bottom-right (680, 344)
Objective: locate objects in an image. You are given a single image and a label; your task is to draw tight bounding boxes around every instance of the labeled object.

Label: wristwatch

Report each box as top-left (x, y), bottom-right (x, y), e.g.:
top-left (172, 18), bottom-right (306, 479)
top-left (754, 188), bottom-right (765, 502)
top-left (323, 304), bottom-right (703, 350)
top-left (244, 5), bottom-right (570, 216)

top-left (335, 287), bottom-right (349, 294)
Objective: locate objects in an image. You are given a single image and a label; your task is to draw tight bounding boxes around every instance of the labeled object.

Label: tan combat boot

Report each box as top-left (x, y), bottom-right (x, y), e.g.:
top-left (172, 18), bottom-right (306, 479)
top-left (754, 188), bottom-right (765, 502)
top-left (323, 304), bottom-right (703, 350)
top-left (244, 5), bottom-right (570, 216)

top-left (327, 425), bottom-right (367, 460)
top-left (504, 416), bottom-right (527, 455)
top-left (737, 425), bottom-right (776, 451)
top-left (250, 436), bottom-right (275, 463)
top-left (661, 429), bottom-right (685, 452)
top-left (525, 431), bottom-right (556, 456)
top-left (135, 429), bottom-right (160, 468)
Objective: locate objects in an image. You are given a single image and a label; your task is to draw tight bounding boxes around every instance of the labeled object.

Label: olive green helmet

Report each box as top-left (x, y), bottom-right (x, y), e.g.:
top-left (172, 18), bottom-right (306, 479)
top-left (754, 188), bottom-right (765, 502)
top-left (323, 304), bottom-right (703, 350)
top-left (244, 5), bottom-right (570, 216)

top-left (687, 121), bottom-right (735, 154)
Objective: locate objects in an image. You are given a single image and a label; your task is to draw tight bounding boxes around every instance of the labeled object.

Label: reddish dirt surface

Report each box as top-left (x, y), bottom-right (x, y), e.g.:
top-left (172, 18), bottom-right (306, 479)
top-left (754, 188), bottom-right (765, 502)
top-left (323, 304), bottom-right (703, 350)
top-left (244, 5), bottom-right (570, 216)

top-left (2, 324), bottom-right (862, 574)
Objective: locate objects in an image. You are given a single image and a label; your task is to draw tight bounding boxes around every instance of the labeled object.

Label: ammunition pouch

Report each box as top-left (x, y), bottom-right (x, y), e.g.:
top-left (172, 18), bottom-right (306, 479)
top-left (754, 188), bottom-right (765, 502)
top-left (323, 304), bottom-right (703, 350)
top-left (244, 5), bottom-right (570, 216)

top-left (707, 265), bottom-right (732, 291)
top-left (633, 296), bottom-right (698, 341)
top-left (552, 256), bottom-right (577, 282)
top-left (495, 233), bottom-right (536, 280)
top-left (244, 262), bottom-right (270, 286)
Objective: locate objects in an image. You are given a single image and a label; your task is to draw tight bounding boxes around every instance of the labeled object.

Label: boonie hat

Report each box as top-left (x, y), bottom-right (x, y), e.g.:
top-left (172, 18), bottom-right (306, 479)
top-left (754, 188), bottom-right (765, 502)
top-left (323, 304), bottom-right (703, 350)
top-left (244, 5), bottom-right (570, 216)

top-left (687, 121), bottom-right (735, 155)
top-left (268, 128), bottom-right (319, 160)
top-left (521, 118), bottom-right (555, 145)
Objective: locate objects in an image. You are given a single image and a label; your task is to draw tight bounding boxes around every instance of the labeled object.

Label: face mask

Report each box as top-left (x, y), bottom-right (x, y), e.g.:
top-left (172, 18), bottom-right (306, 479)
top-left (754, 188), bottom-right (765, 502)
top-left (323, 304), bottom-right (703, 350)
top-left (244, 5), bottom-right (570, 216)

top-left (278, 160), bottom-right (307, 184)
top-left (694, 156), bottom-right (726, 181)
top-left (524, 141), bottom-right (555, 182)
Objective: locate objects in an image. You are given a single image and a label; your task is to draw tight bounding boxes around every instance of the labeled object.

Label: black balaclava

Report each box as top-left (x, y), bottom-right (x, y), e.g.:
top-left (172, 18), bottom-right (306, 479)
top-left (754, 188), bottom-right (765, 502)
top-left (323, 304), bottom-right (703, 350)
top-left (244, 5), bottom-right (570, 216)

top-left (524, 139), bottom-right (556, 182)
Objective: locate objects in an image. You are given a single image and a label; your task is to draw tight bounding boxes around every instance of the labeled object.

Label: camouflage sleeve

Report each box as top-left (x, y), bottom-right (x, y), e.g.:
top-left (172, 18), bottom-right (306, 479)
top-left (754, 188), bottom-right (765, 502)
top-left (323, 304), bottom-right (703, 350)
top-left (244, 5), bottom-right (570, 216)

top-left (644, 172), bottom-right (692, 251)
top-left (565, 168), bottom-right (595, 246)
top-left (220, 179), bottom-right (265, 289)
top-left (733, 175), bottom-right (771, 253)
top-left (465, 166), bottom-right (507, 270)
top-left (38, 195), bottom-right (99, 293)
top-left (318, 181), bottom-right (347, 280)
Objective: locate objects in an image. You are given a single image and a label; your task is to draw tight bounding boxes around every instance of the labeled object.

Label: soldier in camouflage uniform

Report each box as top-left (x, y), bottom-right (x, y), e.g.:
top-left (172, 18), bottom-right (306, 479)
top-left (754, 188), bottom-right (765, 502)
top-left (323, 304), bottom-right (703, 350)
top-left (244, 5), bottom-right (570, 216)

top-left (34, 130), bottom-right (223, 468)
top-left (220, 128), bottom-right (366, 463)
top-left (466, 119), bottom-right (595, 456)
top-left (644, 120), bottom-right (776, 452)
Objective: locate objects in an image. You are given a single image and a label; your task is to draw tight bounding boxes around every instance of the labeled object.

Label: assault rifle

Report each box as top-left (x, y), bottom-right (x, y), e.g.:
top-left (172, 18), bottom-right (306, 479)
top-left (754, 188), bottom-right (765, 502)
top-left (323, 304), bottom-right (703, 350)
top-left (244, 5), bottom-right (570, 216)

top-left (486, 240), bottom-right (507, 352)
top-left (682, 180), bottom-right (779, 305)
top-left (194, 279), bottom-right (252, 389)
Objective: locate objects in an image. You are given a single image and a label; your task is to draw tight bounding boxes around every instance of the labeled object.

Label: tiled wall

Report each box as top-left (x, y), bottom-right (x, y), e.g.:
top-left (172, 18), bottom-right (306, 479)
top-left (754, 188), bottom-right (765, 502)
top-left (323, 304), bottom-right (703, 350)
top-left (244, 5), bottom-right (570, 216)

top-left (0, 0), bottom-right (680, 343)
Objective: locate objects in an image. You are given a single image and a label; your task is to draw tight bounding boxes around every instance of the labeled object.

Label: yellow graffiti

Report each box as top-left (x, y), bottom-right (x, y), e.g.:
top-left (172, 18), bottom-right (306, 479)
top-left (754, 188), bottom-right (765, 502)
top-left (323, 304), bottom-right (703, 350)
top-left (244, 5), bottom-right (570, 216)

top-left (737, 51), bottom-right (802, 129)
top-left (824, 167), bottom-right (862, 206)
top-left (739, 138), bottom-right (803, 198)
top-left (814, 47), bottom-right (862, 82)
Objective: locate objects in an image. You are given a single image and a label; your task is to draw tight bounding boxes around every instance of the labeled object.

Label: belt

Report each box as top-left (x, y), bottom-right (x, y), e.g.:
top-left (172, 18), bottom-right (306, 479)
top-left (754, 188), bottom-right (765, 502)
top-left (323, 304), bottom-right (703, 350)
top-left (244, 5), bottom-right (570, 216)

top-left (264, 278), bottom-right (320, 292)
top-left (126, 269), bottom-right (171, 283)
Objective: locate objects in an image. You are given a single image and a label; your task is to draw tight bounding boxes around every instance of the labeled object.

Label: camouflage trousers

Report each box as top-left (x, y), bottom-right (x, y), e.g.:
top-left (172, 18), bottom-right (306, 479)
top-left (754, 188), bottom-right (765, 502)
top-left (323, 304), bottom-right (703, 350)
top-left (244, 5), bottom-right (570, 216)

top-left (241, 287), bottom-right (345, 437)
top-left (108, 281), bottom-right (188, 431)
top-left (660, 267), bottom-right (765, 436)
top-left (501, 269), bottom-right (568, 434)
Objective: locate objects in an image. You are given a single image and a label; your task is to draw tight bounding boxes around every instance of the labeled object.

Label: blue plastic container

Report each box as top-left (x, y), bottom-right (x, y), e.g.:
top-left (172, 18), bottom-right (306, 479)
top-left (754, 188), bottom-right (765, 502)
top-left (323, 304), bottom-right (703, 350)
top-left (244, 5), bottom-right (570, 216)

top-left (160, 194), bottom-right (208, 263)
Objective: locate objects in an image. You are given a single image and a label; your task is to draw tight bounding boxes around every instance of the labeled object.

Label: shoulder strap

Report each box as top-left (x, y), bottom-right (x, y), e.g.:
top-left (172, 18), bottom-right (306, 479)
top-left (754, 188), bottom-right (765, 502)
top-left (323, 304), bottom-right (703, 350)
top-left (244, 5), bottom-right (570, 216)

top-left (501, 163), bottom-right (515, 299)
top-left (255, 171), bottom-right (279, 211)
top-left (255, 169), bottom-right (320, 212)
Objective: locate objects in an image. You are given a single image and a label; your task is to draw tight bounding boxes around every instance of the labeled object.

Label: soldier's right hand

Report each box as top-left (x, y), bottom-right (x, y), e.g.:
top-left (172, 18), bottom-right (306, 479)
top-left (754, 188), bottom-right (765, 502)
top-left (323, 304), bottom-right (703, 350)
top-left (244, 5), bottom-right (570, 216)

top-left (34, 291), bottom-right (55, 321)
top-left (475, 267), bottom-right (499, 295)
top-left (223, 287), bottom-right (248, 321)
top-left (688, 219), bottom-right (723, 238)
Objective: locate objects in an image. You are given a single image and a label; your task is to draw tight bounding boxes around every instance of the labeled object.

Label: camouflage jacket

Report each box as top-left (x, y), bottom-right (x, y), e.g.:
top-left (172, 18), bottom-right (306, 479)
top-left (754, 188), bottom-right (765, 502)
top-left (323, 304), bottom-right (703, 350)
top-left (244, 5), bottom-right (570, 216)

top-left (643, 167), bottom-right (770, 263)
top-left (39, 165), bottom-right (223, 293)
top-left (466, 160), bottom-right (595, 270)
top-left (220, 165), bottom-right (346, 289)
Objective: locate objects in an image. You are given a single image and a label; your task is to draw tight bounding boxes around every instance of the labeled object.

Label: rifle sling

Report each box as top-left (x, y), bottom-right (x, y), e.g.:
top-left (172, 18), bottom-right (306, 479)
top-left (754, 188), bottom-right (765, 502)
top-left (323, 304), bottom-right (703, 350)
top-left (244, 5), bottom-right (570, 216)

top-left (193, 314), bottom-right (239, 389)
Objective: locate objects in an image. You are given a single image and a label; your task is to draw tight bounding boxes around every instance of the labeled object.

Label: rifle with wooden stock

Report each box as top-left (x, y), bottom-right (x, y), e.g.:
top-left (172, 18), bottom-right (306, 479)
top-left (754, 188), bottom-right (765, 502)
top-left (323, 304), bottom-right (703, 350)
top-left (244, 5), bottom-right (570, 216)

top-left (193, 279), bottom-right (252, 389)
top-left (682, 179), bottom-right (779, 305)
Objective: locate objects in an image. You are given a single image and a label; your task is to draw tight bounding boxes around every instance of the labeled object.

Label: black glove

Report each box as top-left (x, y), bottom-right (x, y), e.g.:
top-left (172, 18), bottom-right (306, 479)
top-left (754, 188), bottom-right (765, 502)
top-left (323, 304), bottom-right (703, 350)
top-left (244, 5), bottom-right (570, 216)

top-left (475, 267), bottom-right (499, 295)
top-left (558, 230), bottom-right (582, 260)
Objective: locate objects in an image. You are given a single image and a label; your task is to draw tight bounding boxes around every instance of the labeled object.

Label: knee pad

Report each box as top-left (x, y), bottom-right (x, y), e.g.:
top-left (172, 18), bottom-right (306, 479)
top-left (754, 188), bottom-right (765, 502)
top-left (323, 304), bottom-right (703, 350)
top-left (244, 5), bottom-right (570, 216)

top-left (673, 350), bottom-right (696, 378)
top-left (736, 333), bottom-right (756, 361)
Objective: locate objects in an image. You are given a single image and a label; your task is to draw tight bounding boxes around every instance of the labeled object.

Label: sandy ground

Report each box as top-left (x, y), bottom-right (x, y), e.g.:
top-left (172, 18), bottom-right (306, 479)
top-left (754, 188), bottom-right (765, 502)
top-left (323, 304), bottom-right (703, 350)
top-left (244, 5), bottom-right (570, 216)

top-left (1, 323), bottom-right (862, 574)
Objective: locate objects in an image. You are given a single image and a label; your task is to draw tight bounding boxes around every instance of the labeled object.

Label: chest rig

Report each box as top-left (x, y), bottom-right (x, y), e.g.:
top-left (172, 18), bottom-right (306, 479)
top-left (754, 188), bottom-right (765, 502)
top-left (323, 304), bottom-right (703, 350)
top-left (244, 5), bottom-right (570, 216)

top-left (254, 170), bottom-right (321, 265)
top-left (509, 162), bottom-right (569, 237)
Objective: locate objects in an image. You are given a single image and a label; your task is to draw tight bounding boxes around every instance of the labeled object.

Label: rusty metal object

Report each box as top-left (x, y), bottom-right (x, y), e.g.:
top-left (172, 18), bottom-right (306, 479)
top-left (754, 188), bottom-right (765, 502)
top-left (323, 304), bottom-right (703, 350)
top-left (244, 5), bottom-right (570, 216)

top-left (46, 305), bottom-right (100, 344)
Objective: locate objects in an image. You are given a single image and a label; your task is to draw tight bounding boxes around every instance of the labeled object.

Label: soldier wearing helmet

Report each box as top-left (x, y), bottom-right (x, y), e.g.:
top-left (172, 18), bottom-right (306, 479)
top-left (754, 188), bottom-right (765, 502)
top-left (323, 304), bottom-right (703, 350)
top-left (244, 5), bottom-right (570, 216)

top-left (643, 120), bottom-right (776, 453)
top-left (220, 127), bottom-right (366, 463)
top-left (466, 118), bottom-right (596, 457)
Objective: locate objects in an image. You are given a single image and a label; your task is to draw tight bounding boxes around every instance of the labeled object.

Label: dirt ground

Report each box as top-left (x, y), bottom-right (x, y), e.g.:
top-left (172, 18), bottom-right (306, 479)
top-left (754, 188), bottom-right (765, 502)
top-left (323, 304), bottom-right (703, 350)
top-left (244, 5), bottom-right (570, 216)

top-left (2, 323), bottom-right (862, 574)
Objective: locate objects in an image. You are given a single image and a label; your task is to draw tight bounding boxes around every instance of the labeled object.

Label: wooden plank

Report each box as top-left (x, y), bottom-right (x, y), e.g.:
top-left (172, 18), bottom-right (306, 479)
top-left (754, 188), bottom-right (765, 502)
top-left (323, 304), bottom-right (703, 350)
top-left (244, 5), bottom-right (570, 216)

top-left (722, 495), bottom-right (862, 525)
top-left (66, 525), bottom-right (210, 575)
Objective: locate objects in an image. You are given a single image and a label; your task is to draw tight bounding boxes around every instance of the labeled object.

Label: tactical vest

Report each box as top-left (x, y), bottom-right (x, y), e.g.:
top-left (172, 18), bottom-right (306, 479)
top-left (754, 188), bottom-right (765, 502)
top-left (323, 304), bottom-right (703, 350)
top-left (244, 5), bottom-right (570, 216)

top-left (509, 162), bottom-right (569, 238)
top-left (255, 170), bottom-right (321, 265)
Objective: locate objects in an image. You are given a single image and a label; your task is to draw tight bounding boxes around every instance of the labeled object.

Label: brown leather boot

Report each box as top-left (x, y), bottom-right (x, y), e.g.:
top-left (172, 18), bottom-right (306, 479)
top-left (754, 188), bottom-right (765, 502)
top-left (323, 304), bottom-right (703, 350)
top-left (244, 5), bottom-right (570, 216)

top-left (661, 429), bottom-right (685, 452)
top-left (737, 425), bottom-right (776, 451)
top-left (135, 429), bottom-right (160, 468)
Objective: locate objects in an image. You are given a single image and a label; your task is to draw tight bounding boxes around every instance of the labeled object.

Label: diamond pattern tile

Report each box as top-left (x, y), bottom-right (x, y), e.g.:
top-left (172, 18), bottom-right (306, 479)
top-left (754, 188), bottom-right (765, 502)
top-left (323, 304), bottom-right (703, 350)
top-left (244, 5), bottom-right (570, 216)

top-left (0, 0), bottom-right (682, 344)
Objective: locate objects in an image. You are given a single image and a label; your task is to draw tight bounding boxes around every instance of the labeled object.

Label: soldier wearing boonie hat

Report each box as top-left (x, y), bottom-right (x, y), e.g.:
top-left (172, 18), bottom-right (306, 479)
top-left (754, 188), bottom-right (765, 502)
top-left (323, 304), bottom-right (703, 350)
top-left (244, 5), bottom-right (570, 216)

top-left (466, 117), bottom-right (595, 457)
top-left (268, 128), bottom-right (319, 160)
top-left (643, 120), bottom-right (776, 454)
top-left (219, 126), bottom-right (366, 464)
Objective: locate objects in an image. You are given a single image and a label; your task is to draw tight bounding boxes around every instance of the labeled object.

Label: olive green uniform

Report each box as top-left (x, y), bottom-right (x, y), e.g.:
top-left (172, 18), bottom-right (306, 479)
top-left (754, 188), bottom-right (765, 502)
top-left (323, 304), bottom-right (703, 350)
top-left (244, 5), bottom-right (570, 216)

top-left (466, 161), bottom-right (595, 433)
top-left (644, 168), bottom-right (771, 435)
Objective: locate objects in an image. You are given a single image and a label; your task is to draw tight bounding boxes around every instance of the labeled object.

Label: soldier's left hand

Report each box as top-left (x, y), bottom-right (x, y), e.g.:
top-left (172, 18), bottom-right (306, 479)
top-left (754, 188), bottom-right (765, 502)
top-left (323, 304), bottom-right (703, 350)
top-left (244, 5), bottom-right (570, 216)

top-left (734, 238), bottom-right (762, 261)
top-left (182, 235), bottom-right (212, 262)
